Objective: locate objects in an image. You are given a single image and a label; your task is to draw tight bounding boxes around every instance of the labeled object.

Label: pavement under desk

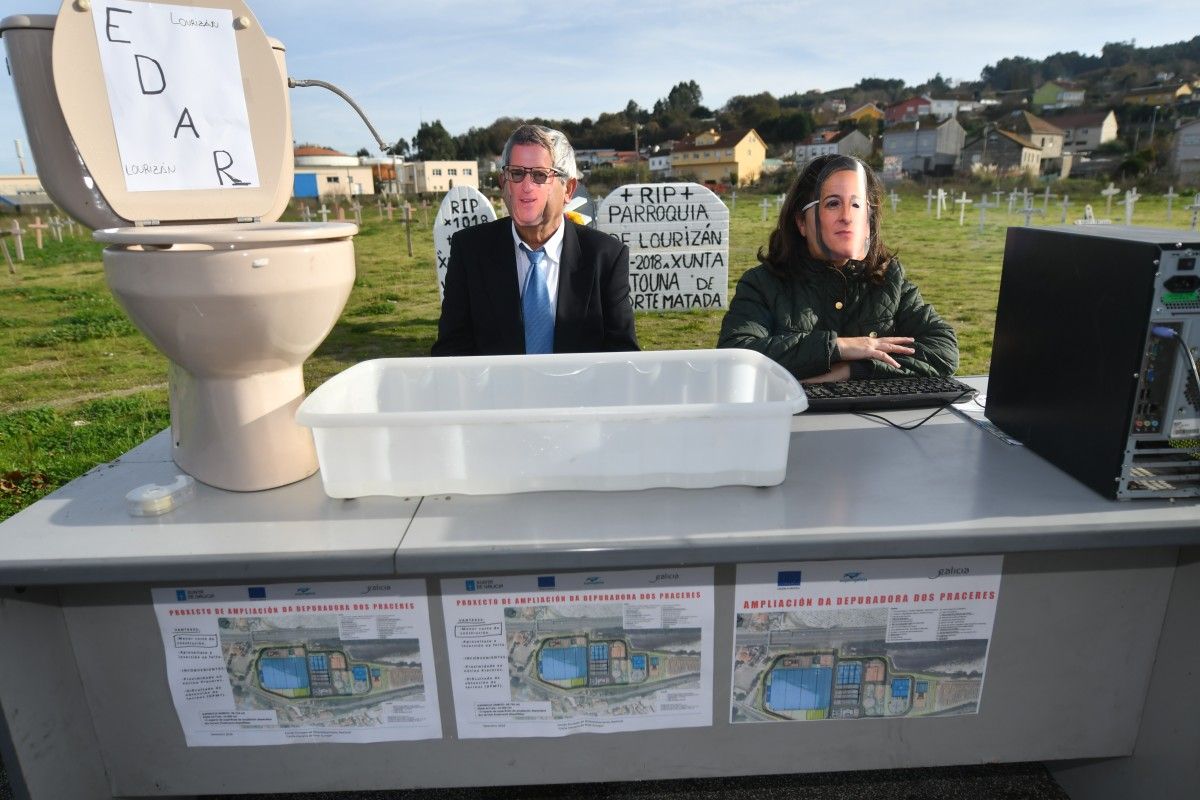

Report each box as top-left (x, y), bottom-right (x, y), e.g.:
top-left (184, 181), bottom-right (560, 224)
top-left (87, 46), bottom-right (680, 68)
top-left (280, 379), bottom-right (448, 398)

top-left (0, 380), bottom-right (1197, 799)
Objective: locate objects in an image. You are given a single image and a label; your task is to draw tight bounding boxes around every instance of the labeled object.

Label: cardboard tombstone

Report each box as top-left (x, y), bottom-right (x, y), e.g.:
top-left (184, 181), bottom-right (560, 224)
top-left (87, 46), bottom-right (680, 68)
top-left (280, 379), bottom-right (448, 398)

top-left (597, 183), bottom-right (729, 312)
top-left (433, 185), bottom-right (498, 300)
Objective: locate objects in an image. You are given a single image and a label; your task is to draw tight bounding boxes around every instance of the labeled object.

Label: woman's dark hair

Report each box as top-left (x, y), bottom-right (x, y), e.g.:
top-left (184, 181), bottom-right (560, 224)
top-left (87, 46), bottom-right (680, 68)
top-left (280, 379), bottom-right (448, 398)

top-left (759, 154), bottom-right (893, 283)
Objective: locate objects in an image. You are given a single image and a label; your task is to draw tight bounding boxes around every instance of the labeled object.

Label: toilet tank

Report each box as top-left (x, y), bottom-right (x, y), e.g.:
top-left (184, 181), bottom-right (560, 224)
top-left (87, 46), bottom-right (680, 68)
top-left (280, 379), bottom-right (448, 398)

top-left (0, 13), bottom-right (125, 230)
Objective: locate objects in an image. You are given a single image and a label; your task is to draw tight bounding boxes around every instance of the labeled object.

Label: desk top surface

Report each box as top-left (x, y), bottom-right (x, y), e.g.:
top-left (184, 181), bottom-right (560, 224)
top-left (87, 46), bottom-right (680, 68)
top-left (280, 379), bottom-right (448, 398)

top-left (1, 379), bottom-right (1196, 585)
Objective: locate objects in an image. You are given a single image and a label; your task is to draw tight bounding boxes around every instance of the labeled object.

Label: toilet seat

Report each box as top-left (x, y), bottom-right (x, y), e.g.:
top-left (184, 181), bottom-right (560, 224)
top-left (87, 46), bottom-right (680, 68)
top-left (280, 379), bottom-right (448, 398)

top-left (94, 221), bottom-right (359, 246)
top-left (50, 0), bottom-right (291, 227)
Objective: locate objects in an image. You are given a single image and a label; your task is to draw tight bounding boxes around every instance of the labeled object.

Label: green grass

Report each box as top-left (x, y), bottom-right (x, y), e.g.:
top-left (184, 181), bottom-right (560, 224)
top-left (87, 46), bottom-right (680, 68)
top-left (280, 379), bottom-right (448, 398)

top-left (1, 185), bottom-right (1196, 520)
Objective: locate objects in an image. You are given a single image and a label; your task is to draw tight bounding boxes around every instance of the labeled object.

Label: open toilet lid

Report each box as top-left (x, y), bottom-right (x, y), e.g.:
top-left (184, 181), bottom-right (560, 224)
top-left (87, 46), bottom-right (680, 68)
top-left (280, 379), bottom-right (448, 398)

top-left (51, 0), bottom-right (289, 225)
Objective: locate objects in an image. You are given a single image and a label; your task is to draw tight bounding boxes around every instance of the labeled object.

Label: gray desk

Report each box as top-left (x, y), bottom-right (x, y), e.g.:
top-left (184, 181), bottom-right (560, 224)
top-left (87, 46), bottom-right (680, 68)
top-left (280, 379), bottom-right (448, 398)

top-left (1, 388), bottom-right (1197, 799)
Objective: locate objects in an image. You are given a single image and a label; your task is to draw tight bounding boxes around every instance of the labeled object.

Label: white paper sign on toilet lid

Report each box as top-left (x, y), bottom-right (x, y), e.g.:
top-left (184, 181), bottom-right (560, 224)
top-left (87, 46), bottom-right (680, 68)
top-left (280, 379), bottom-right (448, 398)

top-left (51, 0), bottom-right (288, 224)
top-left (88, 1), bottom-right (259, 193)
top-left (433, 186), bottom-right (497, 300)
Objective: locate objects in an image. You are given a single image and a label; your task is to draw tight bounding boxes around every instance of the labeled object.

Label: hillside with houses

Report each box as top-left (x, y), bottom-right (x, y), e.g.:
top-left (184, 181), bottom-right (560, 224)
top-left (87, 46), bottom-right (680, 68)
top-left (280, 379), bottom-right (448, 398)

top-left (163, 34), bottom-right (1200, 208)
top-left (392, 35), bottom-right (1200, 192)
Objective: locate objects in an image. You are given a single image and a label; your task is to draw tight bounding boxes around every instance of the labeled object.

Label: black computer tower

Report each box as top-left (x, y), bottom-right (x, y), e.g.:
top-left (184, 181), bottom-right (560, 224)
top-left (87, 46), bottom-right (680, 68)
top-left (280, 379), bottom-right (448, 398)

top-left (985, 226), bottom-right (1200, 499)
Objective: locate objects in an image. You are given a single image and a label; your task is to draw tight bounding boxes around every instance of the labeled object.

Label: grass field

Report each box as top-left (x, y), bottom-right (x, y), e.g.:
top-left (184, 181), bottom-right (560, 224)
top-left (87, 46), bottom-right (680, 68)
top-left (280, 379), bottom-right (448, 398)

top-left (1, 184), bottom-right (1196, 519)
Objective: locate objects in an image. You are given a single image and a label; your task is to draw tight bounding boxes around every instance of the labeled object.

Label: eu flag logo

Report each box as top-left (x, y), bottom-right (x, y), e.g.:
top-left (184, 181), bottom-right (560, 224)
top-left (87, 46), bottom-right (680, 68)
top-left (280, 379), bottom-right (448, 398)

top-left (248, 587), bottom-right (267, 599)
top-left (777, 571), bottom-right (802, 588)
top-left (537, 576), bottom-right (556, 589)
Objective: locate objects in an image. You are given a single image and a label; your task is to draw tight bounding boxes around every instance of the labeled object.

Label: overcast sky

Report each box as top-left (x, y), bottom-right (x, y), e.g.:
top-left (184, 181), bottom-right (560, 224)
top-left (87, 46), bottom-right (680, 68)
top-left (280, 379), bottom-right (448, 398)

top-left (0, 0), bottom-right (1193, 174)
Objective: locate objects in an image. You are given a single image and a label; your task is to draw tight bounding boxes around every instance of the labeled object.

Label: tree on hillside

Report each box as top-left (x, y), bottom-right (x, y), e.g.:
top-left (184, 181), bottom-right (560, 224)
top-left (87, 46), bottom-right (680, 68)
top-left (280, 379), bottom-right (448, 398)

top-left (770, 108), bottom-right (815, 147)
top-left (778, 90), bottom-right (821, 110)
top-left (855, 77), bottom-right (906, 103)
top-left (980, 56), bottom-right (1040, 90)
top-left (924, 73), bottom-right (951, 94)
top-left (387, 138), bottom-right (410, 158)
top-left (664, 80), bottom-right (703, 115)
top-left (624, 100), bottom-right (649, 125)
top-left (412, 121), bottom-right (457, 161)
top-left (454, 117), bottom-right (521, 159)
top-left (719, 92), bottom-right (781, 131)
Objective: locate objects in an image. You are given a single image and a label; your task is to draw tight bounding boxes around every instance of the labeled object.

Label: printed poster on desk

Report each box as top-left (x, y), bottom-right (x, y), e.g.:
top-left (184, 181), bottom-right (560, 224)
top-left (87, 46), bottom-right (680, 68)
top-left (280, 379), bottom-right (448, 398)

top-left (151, 580), bottom-right (441, 746)
top-left (731, 556), bottom-right (1002, 723)
top-left (441, 567), bottom-right (714, 738)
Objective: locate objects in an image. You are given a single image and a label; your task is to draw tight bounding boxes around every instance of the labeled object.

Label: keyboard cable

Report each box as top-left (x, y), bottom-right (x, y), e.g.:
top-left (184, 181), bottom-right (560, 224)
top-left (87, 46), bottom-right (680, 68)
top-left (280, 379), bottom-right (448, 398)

top-left (851, 389), bottom-right (977, 430)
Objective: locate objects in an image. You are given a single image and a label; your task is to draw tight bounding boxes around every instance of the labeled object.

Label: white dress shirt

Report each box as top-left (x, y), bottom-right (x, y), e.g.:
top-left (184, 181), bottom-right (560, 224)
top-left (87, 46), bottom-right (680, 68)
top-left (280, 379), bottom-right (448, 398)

top-left (511, 220), bottom-right (565, 316)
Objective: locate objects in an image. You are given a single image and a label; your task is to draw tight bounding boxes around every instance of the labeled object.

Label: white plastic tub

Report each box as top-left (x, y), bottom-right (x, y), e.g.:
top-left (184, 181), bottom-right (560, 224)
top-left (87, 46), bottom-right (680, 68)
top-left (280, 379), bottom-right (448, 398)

top-left (296, 349), bottom-right (806, 497)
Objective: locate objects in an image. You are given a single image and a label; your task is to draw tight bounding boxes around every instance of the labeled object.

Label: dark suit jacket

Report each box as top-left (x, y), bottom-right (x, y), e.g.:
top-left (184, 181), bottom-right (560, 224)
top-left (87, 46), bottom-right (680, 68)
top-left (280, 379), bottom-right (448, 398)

top-left (431, 218), bottom-right (639, 355)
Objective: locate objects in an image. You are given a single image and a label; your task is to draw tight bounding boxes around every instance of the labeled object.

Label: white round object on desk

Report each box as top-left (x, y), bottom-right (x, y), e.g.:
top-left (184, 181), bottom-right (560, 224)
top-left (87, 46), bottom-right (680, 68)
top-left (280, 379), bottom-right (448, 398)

top-left (125, 475), bottom-right (195, 517)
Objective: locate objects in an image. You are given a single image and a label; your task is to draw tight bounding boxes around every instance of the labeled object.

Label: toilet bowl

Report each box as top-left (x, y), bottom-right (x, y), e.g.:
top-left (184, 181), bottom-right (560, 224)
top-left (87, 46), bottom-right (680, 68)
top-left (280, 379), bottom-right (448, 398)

top-left (2, 2), bottom-right (357, 491)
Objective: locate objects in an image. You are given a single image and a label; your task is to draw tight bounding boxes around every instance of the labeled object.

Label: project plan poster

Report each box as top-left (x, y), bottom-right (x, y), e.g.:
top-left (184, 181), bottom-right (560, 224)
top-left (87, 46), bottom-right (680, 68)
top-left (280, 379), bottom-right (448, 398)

top-left (442, 567), bottom-right (714, 738)
top-left (732, 556), bottom-right (1002, 723)
top-left (152, 580), bottom-right (441, 746)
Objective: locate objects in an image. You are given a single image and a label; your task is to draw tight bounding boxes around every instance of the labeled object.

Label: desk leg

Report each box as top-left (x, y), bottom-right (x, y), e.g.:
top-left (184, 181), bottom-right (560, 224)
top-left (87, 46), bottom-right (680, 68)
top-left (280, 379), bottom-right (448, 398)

top-left (1049, 546), bottom-right (1200, 799)
top-left (0, 587), bottom-right (113, 799)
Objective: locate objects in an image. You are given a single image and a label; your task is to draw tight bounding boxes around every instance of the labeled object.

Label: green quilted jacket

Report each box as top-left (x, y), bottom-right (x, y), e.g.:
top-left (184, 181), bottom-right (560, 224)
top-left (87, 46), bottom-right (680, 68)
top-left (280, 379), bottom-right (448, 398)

top-left (717, 257), bottom-right (959, 381)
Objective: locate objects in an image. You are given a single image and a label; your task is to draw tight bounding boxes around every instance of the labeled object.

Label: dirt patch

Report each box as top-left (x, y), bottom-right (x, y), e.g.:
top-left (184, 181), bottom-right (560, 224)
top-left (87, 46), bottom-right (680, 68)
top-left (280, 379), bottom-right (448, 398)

top-left (2, 382), bottom-right (167, 413)
top-left (2, 359), bottom-right (63, 375)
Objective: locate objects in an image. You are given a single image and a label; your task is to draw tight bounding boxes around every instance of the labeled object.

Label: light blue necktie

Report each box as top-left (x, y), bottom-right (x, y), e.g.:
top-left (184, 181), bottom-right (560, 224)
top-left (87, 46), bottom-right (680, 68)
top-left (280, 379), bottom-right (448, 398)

top-left (521, 246), bottom-right (554, 354)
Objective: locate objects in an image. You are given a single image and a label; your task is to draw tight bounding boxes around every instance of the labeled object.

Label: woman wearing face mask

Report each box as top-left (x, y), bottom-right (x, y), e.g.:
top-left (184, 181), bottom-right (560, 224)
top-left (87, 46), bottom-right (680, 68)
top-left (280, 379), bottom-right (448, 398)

top-left (717, 154), bottom-right (958, 383)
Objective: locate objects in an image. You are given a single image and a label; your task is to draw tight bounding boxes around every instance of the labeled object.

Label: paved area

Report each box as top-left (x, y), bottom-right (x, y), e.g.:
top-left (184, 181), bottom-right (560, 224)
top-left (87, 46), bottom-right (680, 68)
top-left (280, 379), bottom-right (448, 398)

top-left (3, 755), bottom-right (1071, 799)
top-left (201, 765), bottom-right (1072, 799)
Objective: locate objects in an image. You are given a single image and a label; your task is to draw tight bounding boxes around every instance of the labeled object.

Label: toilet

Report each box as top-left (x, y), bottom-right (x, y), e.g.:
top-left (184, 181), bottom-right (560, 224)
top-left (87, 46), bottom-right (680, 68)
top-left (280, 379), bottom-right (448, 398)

top-left (2, 1), bottom-right (357, 491)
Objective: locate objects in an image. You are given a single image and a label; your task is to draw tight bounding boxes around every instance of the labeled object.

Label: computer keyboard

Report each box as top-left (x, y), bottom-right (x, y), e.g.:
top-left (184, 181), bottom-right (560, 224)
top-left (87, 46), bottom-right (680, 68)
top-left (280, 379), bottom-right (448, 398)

top-left (803, 375), bottom-right (977, 412)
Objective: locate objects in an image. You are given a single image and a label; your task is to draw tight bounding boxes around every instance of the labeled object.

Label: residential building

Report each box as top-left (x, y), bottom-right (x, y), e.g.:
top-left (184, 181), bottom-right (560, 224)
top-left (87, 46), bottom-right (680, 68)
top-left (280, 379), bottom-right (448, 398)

top-left (1045, 110), bottom-right (1118, 155)
top-left (818, 98), bottom-right (847, 115)
top-left (293, 146), bottom-right (376, 199)
top-left (884, 97), bottom-right (931, 125)
top-left (1003, 111), bottom-right (1071, 176)
top-left (960, 129), bottom-right (1042, 177)
top-left (574, 149), bottom-right (619, 170)
top-left (669, 128), bottom-right (767, 186)
top-left (923, 96), bottom-right (960, 120)
top-left (1033, 80), bottom-right (1086, 110)
top-left (1171, 118), bottom-right (1200, 185)
top-left (838, 103), bottom-right (885, 126)
top-left (612, 151), bottom-right (640, 168)
top-left (0, 173), bottom-right (50, 213)
top-left (796, 130), bottom-right (838, 162)
top-left (794, 128), bottom-right (872, 165)
top-left (761, 158), bottom-right (785, 175)
top-left (648, 152), bottom-right (672, 175)
top-left (362, 158), bottom-right (402, 194)
top-left (881, 118), bottom-right (965, 176)
top-left (1124, 83), bottom-right (1193, 106)
top-left (396, 161), bottom-right (479, 195)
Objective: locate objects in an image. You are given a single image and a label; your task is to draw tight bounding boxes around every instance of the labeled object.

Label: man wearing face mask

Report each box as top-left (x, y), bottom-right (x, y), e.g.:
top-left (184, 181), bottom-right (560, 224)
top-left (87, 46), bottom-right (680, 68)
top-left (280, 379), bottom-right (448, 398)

top-left (717, 154), bottom-right (957, 383)
top-left (432, 124), bottom-right (639, 356)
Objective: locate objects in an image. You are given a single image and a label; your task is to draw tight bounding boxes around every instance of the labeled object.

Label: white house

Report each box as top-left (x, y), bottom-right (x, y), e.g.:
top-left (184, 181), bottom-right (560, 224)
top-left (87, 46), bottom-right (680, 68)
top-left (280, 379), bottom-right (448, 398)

top-left (1172, 118), bottom-right (1200, 186)
top-left (397, 161), bottom-right (479, 195)
top-left (881, 118), bottom-right (965, 176)
top-left (1046, 110), bottom-right (1118, 155)
top-left (923, 96), bottom-right (959, 120)
top-left (794, 128), bottom-right (872, 165)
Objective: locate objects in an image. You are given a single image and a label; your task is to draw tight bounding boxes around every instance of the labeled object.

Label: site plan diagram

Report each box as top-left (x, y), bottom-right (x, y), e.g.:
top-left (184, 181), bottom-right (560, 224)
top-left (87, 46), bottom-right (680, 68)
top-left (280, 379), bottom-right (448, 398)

top-left (732, 556), bottom-right (1002, 723)
top-left (152, 580), bottom-right (441, 745)
top-left (442, 567), bottom-right (714, 738)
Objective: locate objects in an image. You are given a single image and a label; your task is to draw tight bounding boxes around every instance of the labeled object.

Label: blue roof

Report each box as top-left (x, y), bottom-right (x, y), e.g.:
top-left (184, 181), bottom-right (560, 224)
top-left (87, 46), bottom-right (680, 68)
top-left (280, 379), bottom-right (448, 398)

top-left (767, 667), bottom-right (832, 711)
